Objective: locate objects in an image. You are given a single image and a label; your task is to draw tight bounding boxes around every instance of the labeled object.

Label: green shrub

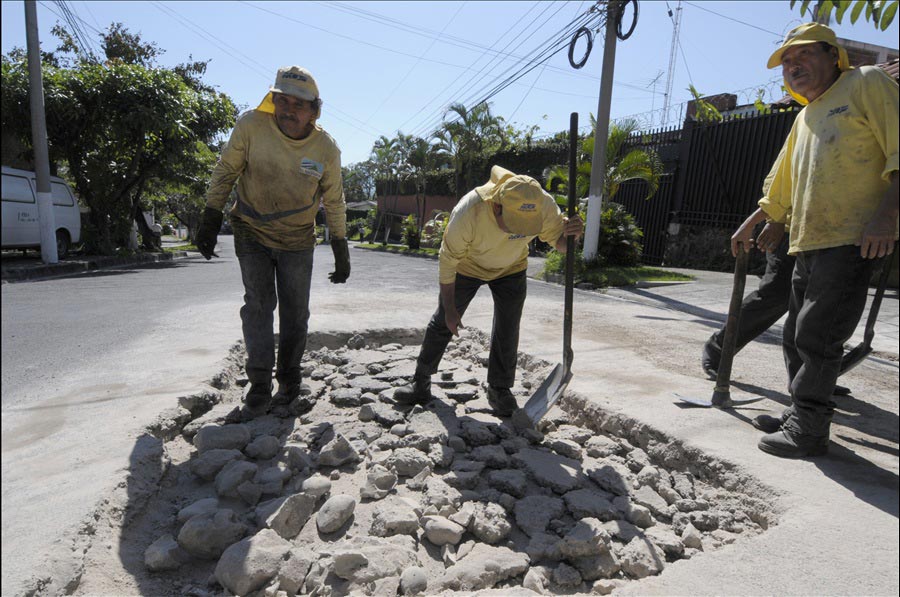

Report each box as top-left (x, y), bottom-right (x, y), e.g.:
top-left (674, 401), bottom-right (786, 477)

top-left (347, 217), bottom-right (368, 241)
top-left (421, 210), bottom-right (449, 248)
top-left (596, 202), bottom-right (642, 267)
top-left (402, 214), bottom-right (421, 250)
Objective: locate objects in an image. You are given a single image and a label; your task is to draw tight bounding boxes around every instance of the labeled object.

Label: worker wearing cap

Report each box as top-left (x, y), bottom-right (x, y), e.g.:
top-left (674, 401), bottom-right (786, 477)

top-left (394, 166), bottom-right (584, 416)
top-left (196, 66), bottom-right (350, 417)
top-left (751, 23), bottom-right (898, 458)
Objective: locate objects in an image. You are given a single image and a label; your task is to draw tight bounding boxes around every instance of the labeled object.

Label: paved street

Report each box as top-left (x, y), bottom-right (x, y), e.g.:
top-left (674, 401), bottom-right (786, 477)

top-left (2, 240), bottom-right (898, 595)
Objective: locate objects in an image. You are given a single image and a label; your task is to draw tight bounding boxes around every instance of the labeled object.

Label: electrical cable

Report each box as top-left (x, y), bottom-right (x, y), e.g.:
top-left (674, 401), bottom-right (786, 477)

top-left (568, 26), bottom-right (593, 69)
top-left (683, 1), bottom-right (782, 37)
top-left (616, 0), bottom-right (639, 40)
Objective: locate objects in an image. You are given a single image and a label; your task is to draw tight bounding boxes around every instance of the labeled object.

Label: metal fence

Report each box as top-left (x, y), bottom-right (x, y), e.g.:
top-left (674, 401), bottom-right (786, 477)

top-left (613, 108), bottom-right (800, 264)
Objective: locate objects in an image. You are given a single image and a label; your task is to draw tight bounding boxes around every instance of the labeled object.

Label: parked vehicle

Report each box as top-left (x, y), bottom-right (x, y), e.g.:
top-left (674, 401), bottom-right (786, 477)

top-left (1, 166), bottom-right (81, 258)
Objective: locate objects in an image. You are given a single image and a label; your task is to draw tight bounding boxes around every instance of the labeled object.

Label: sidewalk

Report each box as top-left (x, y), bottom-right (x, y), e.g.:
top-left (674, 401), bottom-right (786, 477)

top-left (0, 237), bottom-right (192, 283)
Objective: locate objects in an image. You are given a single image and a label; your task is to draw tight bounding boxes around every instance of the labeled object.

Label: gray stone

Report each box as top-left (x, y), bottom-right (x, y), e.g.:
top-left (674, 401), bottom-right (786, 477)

top-left (448, 435), bottom-right (468, 452)
top-left (331, 388), bottom-right (363, 407)
top-left (563, 489), bottom-right (617, 521)
top-left (471, 444), bottom-right (510, 468)
top-left (423, 476), bottom-right (463, 513)
top-left (585, 459), bottom-right (632, 496)
top-left (619, 536), bottom-right (666, 578)
top-left (371, 498), bottom-right (420, 537)
top-left (438, 544), bottom-right (529, 591)
top-left (459, 418), bottom-right (503, 446)
top-left (544, 438), bottom-right (583, 461)
top-left (671, 472), bottom-right (695, 499)
top-left (281, 442), bottom-right (314, 472)
top-left (177, 497), bottom-right (219, 524)
top-left (193, 424), bottom-right (251, 453)
top-left (177, 509), bottom-right (246, 559)
top-left (584, 435), bottom-right (621, 458)
top-left (469, 502), bottom-right (511, 544)
top-left (644, 526), bottom-right (685, 558)
top-left (386, 447), bottom-right (432, 477)
top-left (487, 469), bottom-right (528, 498)
top-left (632, 485), bottom-right (670, 518)
top-left (522, 566), bottom-right (552, 594)
top-left (266, 492), bottom-right (317, 539)
top-left (603, 520), bottom-right (643, 543)
top-left (257, 464), bottom-right (292, 486)
top-left (449, 501), bottom-right (477, 528)
top-left (571, 551), bottom-right (621, 581)
top-left (553, 562), bottom-right (583, 587)
top-left (406, 466), bottom-right (433, 491)
top-left (423, 516), bottom-right (466, 546)
top-left (237, 481), bottom-right (262, 506)
top-left (681, 522), bottom-right (703, 550)
top-left (214, 528), bottom-right (292, 596)
top-left (369, 402), bottom-right (408, 427)
top-left (549, 425), bottom-right (593, 445)
top-left (349, 376), bottom-right (393, 393)
top-left (400, 566), bottom-right (428, 595)
top-left (625, 447), bottom-right (652, 472)
top-left (515, 495), bottom-right (566, 537)
top-left (513, 448), bottom-right (583, 494)
top-left (317, 433), bottom-right (360, 467)
top-left (301, 474), bottom-right (332, 500)
top-left (613, 496), bottom-right (654, 529)
top-left (277, 546), bottom-right (316, 595)
top-left (328, 535), bottom-right (419, 584)
top-left (526, 532), bottom-right (563, 563)
top-left (190, 449), bottom-right (245, 481)
top-left (636, 465), bottom-right (663, 490)
top-left (245, 435), bottom-right (281, 460)
top-left (428, 443), bottom-right (455, 468)
top-left (215, 460), bottom-right (259, 498)
top-left (144, 534), bottom-right (189, 571)
top-left (360, 463), bottom-right (398, 500)
top-left (317, 494), bottom-right (357, 533)
top-left (558, 518), bottom-right (611, 559)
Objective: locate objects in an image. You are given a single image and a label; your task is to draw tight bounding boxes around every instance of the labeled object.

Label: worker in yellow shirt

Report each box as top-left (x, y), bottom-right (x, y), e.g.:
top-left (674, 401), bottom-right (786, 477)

top-left (749, 24), bottom-right (898, 458)
top-left (196, 66), bottom-right (350, 417)
top-left (394, 166), bottom-right (583, 416)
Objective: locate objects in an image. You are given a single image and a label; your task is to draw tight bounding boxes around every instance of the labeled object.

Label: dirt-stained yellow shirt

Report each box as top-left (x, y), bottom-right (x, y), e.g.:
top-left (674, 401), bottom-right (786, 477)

top-left (438, 189), bottom-right (566, 284)
top-left (205, 110), bottom-right (346, 250)
top-left (759, 66), bottom-right (899, 254)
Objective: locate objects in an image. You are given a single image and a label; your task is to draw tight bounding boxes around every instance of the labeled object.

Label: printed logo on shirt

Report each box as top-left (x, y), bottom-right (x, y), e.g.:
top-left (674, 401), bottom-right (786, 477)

top-left (507, 234), bottom-right (527, 240)
top-left (827, 105), bottom-right (849, 118)
top-left (299, 157), bottom-right (324, 179)
top-left (517, 203), bottom-right (537, 212)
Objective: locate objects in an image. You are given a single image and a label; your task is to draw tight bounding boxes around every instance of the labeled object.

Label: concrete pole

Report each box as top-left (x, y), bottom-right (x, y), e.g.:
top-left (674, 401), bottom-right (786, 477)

top-left (582, 1), bottom-right (619, 262)
top-left (25, 0), bottom-right (58, 264)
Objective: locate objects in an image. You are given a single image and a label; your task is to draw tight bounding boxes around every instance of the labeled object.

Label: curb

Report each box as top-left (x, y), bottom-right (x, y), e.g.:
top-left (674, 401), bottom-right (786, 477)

top-left (1, 251), bottom-right (190, 283)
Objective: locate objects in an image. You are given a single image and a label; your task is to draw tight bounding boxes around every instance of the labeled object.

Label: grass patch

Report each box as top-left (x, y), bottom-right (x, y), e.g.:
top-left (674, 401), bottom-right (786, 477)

top-left (543, 252), bottom-right (693, 288)
top-left (357, 243), bottom-right (439, 257)
top-left (164, 243), bottom-right (196, 253)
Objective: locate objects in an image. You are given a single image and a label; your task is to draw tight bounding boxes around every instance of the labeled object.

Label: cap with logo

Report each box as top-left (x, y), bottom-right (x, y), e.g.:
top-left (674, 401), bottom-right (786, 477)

top-left (767, 22), bottom-right (851, 104)
top-left (476, 165), bottom-right (545, 236)
top-left (256, 66), bottom-right (322, 118)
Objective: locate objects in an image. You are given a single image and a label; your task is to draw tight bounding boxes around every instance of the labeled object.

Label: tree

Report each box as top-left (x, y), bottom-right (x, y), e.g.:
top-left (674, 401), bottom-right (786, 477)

top-left (342, 160), bottom-right (377, 204)
top-left (433, 102), bottom-right (505, 195)
top-left (791, 0), bottom-right (898, 31)
top-left (1, 23), bottom-right (236, 254)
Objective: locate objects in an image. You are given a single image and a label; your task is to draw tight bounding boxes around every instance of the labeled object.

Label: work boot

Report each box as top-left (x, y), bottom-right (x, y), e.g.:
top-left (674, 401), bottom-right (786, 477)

top-left (273, 381), bottom-right (311, 405)
top-left (487, 386), bottom-right (518, 417)
top-left (393, 375), bottom-right (432, 406)
top-left (244, 382), bottom-right (273, 415)
top-left (701, 339), bottom-right (720, 379)
top-left (758, 424), bottom-right (829, 459)
top-left (752, 408), bottom-right (792, 433)
top-left (833, 384), bottom-right (851, 396)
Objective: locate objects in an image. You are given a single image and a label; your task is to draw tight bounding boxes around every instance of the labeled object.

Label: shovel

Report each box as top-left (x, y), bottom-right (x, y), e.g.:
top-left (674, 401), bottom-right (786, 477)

top-left (676, 243), bottom-right (764, 408)
top-left (514, 112), bottom-right (579, 430)
top-left (839, 243), bottom-right (896, 374)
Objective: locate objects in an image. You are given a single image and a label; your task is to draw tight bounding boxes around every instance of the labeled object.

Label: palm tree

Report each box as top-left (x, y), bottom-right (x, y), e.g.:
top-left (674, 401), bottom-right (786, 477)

top-left (433, 102), bottom-right (505, 196)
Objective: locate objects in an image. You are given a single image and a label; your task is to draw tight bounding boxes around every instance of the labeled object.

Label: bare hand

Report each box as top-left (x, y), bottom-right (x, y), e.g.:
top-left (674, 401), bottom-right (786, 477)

top-left (445, 309), bottom-right (464, 336)
top-left (857, 218), bottom-right (896, 259)
top-left (756, 222), bottom-right (785, 254)
top-left (563, 215), bottom-right (584, 239)
top-left (730, 220), bottom-right (756, 257)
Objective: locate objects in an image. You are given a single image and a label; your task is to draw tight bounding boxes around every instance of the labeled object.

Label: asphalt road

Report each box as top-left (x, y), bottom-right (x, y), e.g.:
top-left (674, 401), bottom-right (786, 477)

top-left (2, 238), bottom-right (897, 596)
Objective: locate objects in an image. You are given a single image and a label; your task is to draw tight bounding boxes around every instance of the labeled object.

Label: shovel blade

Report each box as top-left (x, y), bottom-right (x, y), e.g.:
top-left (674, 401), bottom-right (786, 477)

top-left (674, 392), bottom-right (766, 408)
top-left (515, 363), bottom-right (572, 428)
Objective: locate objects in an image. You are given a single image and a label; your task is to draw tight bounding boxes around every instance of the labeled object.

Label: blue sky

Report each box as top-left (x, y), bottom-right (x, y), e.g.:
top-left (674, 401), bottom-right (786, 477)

top-left (2, 1), bottom-right (897, 166)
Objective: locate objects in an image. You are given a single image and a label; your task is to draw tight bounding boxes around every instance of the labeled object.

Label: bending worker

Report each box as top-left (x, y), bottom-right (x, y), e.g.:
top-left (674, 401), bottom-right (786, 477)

top-left (197, 65), bottom-right (350, 417)
top-left (394, 166), bottom-right (584, 416)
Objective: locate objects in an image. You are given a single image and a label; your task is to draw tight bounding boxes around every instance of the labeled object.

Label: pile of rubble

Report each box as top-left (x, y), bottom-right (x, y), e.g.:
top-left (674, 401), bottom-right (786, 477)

top-left (137, 332), bottom-right (770, 596)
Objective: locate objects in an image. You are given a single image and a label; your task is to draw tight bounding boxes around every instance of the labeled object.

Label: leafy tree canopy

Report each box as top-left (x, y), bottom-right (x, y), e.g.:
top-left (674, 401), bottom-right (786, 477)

top-left (790, 0), bottom-right (898, 31)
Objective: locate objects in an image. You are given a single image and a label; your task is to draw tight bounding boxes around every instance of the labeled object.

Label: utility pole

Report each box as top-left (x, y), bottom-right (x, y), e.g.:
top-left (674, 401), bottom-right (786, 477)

top-left (582, 0), bottom-right (620, 262)
top-left (24, 0), bottom-right (58, 264)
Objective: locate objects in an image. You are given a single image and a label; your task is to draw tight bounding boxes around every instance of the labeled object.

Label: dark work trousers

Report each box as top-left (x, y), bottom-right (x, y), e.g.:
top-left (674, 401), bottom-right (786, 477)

top-left (235, 233), bottom-right (314, 388)
top-left (782, 245), bottom-right (876, 438)
top-left (705, 235), bottom-right (794, 362)
top-left (415, 270), bottom-right (528, 389)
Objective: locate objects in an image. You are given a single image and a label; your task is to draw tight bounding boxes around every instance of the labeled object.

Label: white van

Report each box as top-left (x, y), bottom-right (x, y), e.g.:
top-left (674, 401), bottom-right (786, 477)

top-left (1, 166), bottom-right (81, 258)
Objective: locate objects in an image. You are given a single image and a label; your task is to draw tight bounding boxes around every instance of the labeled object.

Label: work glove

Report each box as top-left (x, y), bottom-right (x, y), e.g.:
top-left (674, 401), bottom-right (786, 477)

top-left (329, 237), bottom-right (350, 283)
top-left (196, 207), bottom-right (223, 260)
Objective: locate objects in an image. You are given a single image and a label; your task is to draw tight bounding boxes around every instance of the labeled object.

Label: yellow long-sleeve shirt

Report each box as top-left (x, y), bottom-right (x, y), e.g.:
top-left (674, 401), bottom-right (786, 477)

top-left (438, 189), bottom-right (565, 284)
top-left (205, 110), bottom-right (346, 250)
top-left (759, 66), bottom-right (899, 254)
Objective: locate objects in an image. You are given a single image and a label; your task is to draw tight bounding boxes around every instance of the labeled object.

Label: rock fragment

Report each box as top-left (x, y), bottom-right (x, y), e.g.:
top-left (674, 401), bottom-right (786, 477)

top-left (214, 528), bottom-right (292, 596)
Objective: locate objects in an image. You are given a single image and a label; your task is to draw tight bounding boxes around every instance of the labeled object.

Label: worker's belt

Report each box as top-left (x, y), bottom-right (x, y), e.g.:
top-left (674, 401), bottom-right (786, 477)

top-left (236, 196), bottom-right (315, 222)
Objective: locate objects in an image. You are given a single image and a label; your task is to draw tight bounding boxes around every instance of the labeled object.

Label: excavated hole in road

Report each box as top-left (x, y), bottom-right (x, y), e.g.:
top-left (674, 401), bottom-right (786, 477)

top-left (84, 328), bottom-right (778, 597)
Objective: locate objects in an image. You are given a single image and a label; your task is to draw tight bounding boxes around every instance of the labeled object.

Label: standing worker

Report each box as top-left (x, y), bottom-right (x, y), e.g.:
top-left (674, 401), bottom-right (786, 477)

top-left (393, 166), bottom-right (584, 416)
top-left (196, 66), bottom-right (350, 417)
top-left (750, 23), bottom-right (898, 458)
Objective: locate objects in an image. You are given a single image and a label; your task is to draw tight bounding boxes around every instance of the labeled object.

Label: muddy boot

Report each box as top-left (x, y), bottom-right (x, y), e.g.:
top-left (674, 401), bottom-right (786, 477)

top-left (487, 386), bottom-right (518, 417)
top-left (394, 374), bottom-right (432, 406)
top-left (758, 420), bottom-right (829, 459)
top-left (752, 406), bottom-right (793, 433)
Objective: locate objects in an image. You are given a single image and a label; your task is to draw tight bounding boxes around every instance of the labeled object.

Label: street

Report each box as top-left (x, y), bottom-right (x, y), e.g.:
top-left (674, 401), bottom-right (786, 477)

top-left (2, 238), bottom-right (898, 596)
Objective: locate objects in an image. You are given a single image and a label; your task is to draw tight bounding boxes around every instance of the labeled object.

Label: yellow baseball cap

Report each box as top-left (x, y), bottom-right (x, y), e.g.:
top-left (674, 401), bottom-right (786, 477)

top-left (256, 66), bottom-right (322, 118)
top-left (767, 22), bottom-right (850, 70)
top-left (476, 165), bottom-right (545, 236)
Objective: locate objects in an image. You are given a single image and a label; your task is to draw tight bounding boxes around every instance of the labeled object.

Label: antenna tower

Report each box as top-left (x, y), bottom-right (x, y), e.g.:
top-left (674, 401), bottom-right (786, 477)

top-left (662, 1), bottom-right (682, 126)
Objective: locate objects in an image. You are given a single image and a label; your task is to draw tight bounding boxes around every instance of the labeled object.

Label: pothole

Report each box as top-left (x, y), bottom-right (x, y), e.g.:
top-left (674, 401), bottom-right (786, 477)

top-left (72, 328), bottom-right (777, 597)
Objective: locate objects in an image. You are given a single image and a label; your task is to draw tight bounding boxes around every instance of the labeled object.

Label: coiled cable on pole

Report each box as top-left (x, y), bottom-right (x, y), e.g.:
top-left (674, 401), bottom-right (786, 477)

top-left (616, 0), bottom-right (639, 40)
top-left (567, 26), bottom-right (593, 69)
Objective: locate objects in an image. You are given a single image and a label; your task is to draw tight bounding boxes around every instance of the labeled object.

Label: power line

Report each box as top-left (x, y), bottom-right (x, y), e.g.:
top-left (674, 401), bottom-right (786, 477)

top-left (683, 1), bottom-right (783, 37)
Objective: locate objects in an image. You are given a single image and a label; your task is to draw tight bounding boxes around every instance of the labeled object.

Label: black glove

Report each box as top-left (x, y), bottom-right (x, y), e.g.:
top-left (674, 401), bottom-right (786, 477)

top-left (196, 207), bottom-right (223, 260)
top-left (329, 238), bottom-right (350, 283)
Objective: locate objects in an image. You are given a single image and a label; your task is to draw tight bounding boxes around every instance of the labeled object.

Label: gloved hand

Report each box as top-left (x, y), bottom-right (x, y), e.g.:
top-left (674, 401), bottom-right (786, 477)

top-left (329, 238), bottom-right (350, 283)
top-left (196, 207), bottom-right (223, 260)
